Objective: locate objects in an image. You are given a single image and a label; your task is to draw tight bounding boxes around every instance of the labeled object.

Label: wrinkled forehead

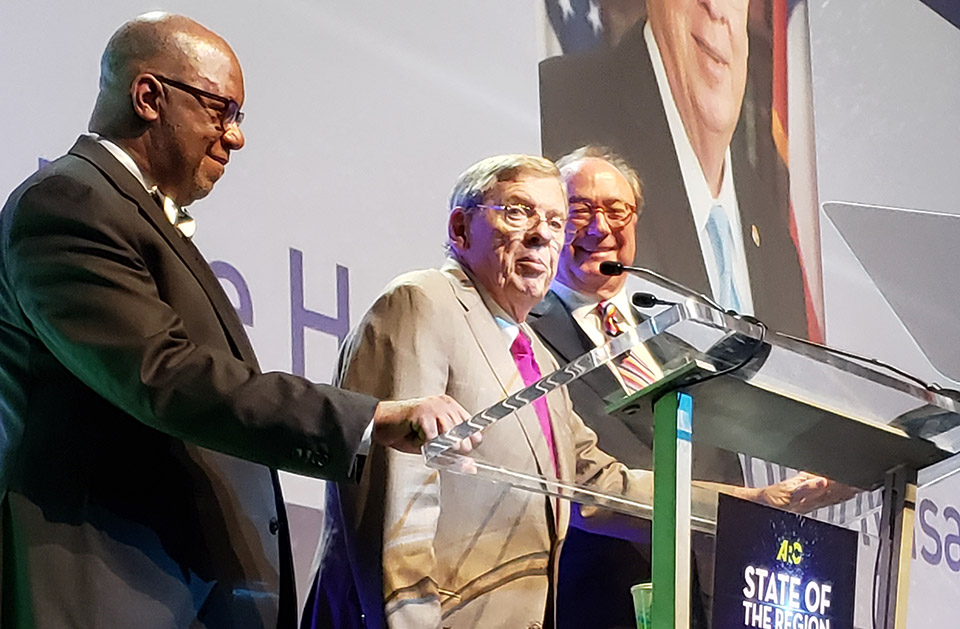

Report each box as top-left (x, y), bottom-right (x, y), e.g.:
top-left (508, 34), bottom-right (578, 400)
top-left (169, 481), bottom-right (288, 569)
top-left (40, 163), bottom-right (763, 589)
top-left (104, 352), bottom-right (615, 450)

top-left (565, 160), bottom-right (636, 204)
top-left (487, 174), bottom-right (567, 210)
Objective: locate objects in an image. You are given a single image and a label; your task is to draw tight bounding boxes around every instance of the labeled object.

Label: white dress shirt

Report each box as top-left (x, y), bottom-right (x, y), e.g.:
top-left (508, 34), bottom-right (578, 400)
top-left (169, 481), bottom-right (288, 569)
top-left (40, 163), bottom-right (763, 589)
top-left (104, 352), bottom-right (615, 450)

top-left (551, 282), bottom-right (663, 390)
top-left (94, 135), bottom-right (195, 238)
top-left (95, 135), bottom-right (153, 191)
top-left (642, 22), bottom-right (755, 315)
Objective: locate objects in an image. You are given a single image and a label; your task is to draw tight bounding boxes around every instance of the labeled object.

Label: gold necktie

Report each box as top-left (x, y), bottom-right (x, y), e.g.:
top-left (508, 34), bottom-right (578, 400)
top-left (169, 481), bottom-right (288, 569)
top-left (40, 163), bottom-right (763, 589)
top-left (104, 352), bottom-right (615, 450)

top-left (151, 187), bottom-right (196, 239)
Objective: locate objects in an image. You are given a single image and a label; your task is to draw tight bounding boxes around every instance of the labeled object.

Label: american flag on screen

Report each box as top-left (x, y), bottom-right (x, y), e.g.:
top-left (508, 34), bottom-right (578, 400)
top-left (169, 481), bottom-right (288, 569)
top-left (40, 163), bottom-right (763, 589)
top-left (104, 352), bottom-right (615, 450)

top-left (544, 0), bottom-right (604, 54)
top-left (773, 0), bottom-right (824, 342)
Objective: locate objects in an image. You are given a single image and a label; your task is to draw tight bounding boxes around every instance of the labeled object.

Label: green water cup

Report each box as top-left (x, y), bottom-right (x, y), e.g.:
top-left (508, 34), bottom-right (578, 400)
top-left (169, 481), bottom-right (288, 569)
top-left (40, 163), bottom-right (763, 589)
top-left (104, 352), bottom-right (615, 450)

top-left (631, 582), bottom-right (653, 629)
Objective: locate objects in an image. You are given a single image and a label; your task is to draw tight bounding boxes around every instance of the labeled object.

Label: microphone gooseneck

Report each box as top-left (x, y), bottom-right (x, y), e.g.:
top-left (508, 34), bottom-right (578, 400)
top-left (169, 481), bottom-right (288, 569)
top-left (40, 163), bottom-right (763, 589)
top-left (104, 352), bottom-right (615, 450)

top-left (601, 261), bottom-right (727, 313)
top-left (607, 262), bottom-right (950, 403)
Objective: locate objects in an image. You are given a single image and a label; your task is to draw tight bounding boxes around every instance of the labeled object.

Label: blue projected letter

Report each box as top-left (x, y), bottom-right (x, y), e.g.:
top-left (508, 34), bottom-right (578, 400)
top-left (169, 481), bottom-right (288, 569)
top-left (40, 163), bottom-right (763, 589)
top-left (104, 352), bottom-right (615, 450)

top-left (289, 248), bottom-right (349, 376)
top-left (210, 261), bottom-right (254, 326)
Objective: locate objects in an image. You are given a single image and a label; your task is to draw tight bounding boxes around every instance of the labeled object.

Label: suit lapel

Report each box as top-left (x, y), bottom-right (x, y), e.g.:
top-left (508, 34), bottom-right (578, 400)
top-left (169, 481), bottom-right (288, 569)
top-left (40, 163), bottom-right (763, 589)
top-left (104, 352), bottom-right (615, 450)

top-left (613, 27), bottom-right (712, 295)
top-left (731, 125), bottom-right (764, 307)
top-left (69, 137), bottom-right (258, 366)
top-left (730, 124), bottom-right (794, 330)
top-left (530, 292), bottom-right (623, 406)
top-left (528, 292), bottom-right (589, 365)
top-left (441, 263), bottom-right (559, 489)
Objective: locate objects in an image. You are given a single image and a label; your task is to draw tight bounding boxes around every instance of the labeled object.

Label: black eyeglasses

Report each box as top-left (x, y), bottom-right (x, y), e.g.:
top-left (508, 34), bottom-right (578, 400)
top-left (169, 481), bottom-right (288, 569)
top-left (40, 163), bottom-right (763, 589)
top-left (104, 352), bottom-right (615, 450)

top-left (154, 75), bottom-right (244, 127)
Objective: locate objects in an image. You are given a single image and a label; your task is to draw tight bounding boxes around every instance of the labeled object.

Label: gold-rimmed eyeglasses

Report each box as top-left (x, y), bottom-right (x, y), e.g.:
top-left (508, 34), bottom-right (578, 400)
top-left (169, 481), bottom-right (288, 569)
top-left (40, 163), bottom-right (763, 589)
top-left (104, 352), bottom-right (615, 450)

top-left (567, 200), bottom-right (636, 230)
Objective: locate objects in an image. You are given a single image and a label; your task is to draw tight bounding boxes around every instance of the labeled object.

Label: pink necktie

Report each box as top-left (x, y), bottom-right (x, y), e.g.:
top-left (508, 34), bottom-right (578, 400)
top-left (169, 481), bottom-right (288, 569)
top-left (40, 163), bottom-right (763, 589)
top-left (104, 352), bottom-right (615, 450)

top-left (509, 330), bottom-right (558, 476)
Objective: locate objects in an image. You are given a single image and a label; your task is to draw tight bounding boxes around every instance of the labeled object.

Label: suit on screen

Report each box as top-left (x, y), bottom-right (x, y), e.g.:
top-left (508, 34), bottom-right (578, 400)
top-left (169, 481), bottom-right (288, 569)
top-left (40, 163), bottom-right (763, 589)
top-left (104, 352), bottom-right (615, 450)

top-left (540, 23), bottom-right (809, 338)
top-left (0, 135), bottom-right (378, 628)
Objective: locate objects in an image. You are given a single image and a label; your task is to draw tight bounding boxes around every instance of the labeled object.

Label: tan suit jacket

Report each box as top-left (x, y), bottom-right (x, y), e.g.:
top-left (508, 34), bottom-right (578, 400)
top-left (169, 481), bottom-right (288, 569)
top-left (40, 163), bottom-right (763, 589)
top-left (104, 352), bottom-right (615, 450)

top-left (316, 260), bottom-right (647, 628)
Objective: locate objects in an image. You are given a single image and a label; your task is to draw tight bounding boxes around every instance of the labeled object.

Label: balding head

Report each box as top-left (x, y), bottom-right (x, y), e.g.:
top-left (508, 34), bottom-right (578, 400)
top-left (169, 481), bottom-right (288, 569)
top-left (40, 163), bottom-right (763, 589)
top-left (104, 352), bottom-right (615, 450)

top-left (88, 13), bottom-right (245, 206)
top-left (554, 148), bottom-right (641, 301)
top-left (91, 13), bottom-right (239, 137)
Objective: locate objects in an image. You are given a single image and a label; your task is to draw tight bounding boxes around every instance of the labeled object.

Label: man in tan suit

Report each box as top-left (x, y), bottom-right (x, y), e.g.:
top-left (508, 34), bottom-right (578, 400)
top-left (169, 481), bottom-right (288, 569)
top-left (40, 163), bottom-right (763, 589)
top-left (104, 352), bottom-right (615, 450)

top-left (303, 155), bottom-right (653, 628)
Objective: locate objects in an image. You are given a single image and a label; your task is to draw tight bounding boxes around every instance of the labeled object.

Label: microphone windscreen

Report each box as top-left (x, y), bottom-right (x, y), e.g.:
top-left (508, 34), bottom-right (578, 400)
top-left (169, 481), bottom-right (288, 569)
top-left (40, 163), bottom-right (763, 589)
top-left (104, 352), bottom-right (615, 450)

top-left (598, 261), bottom-right (623, 276)
top-left (631, 292), bottom-right (659, 309)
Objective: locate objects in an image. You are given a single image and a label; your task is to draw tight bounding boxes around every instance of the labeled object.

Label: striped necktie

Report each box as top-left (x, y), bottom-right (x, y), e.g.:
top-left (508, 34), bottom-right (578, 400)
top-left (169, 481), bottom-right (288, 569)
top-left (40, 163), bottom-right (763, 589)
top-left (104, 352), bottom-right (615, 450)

top-left (597, 301), bottom-right (659, 393)
top-left (705, 204), bottom-right (741, 311)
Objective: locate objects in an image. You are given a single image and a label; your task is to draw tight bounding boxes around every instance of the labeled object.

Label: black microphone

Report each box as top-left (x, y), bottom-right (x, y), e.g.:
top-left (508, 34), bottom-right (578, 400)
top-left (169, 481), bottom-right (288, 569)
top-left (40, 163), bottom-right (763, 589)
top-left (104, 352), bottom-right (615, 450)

top-left (598, 261), bottom-right (627, 276)
top-left (599, 261), bottom-right (727, 313)
top-left (603, 266), bottom-right (953, 403)
top-left (631, 292), bottom-right (676, 309)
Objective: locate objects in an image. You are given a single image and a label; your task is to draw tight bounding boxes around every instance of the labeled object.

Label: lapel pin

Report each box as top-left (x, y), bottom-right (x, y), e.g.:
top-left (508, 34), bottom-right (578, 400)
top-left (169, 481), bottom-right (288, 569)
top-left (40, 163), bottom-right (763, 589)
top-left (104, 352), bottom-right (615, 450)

top-left (751, 224), bottom-right (761, 247)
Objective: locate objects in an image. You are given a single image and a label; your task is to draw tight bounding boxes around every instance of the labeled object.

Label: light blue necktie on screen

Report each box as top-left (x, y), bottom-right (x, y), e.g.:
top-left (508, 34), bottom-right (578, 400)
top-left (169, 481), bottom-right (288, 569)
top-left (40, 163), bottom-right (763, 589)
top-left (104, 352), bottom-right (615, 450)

top-left (705, 204), bottom-right (742, 312)
top-left (707, 209), bottom-right (790, 494)
top-left (706, 206), bottom-right (782, 490)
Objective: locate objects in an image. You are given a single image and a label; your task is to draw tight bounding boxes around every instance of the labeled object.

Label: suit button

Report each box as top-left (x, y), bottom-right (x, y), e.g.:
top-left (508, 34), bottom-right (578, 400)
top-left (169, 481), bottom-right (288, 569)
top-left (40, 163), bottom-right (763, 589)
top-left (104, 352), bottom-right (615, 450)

top-left (315, 451), bottom-right (330, 467)
top-left (269, 517), bottom-right (280, 535)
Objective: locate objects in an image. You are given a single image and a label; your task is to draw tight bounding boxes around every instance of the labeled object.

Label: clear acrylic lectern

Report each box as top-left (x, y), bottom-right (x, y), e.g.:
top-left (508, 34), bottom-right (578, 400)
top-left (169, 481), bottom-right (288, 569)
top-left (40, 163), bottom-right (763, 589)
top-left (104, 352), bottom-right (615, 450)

top-left (422, 298), bottom-right (960, 629)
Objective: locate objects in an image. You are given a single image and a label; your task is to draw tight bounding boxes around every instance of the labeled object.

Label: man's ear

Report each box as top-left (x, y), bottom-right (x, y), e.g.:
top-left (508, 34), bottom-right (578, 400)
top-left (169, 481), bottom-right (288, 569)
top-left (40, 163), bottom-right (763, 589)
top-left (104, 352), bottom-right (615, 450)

top-left (448, 207), bottom-right (470, 250)
top-left (130, 74), bottom-right (162, 123)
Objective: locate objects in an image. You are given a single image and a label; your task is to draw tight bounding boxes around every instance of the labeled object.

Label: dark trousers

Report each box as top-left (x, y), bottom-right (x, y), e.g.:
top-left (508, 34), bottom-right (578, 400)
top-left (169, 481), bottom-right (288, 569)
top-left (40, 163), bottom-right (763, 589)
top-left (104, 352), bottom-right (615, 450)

top-left (556, 526), bottom-right (710, 629)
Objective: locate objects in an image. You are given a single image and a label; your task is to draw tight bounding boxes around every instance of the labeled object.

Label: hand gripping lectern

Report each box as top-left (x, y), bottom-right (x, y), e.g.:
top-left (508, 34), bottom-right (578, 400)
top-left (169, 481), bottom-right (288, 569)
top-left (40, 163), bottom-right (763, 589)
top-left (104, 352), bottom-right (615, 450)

top-left (422, 298), bottom-right (960, 629)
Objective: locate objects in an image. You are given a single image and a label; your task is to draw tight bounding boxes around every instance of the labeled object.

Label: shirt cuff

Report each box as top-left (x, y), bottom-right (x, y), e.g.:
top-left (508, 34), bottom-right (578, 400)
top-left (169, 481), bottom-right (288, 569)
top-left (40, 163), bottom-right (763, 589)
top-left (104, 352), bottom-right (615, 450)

top-left (358, 416), bottom-right (375, 456)
top-left (347, 417), bottom-right (376, 482)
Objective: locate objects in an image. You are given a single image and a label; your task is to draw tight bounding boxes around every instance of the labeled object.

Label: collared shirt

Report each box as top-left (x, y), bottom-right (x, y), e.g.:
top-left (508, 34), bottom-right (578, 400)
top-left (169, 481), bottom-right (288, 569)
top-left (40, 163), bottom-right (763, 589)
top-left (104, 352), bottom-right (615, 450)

top-left (94, 135), bottom-right (154, 191)
top-left (551, 281), bottom-right (636, 348)
top-left (93, 135), bottom-right (193, 237)
top-left (488, 301), bottom-right (521, 346)
top-left (457, 263), bottom-right (524, 348)
top-left (551, 281), bottom-right (663, 389)
top-left (642, 22), bottom-right (755, 315)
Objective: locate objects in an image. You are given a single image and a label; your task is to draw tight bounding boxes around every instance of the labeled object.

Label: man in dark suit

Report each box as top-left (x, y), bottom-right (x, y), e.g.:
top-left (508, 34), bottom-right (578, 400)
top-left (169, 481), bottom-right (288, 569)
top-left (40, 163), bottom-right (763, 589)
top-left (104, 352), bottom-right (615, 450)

top-left (529, 147), bottom-right (829, 628)
top-left (540, 0), bottom-right (809, 339)
top-left (0, 13), bottom-right (468, 628)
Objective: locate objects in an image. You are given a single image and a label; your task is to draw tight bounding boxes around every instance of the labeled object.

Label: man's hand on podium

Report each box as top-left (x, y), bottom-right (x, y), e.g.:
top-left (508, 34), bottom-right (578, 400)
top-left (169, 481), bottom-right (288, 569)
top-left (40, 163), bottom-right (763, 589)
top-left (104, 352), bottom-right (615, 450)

top-left (372, 395), bottom-right (481, 454)
top-left (751, 472), bottom-right (859, 514)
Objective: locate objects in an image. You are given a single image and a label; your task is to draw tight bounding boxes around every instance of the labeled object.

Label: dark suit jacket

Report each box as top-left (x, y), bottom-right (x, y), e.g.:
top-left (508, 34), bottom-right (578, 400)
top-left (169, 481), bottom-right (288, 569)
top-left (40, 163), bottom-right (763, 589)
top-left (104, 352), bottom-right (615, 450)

top-left (529, 290), bottom-right (741, 628)
top-left (0, 136), bottom-right (378, 628)
top-left (540, 22), bottom-right (809, 339)
top-left (528, 290), bottom-right (743, 484)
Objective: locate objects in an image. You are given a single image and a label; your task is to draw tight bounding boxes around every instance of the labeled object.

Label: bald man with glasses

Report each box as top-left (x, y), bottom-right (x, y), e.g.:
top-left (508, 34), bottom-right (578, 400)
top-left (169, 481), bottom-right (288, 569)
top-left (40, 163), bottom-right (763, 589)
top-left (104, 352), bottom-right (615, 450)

top-left (0, 12), bottom-right (468, 628)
